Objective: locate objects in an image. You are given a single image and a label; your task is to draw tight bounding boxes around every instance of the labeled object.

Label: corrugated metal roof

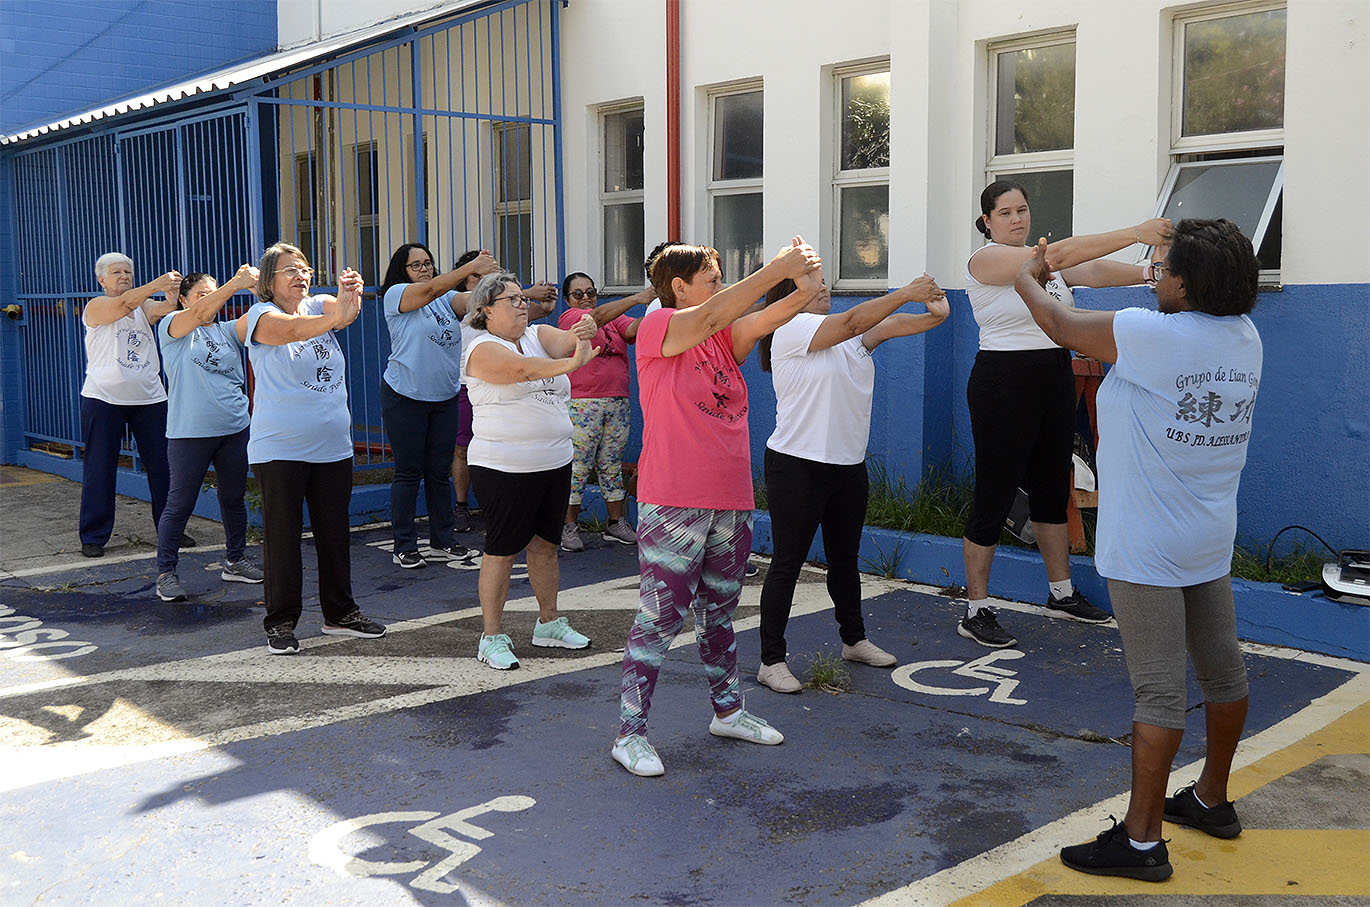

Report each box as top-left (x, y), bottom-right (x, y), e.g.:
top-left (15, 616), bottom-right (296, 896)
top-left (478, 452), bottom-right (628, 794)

top-left (0, 0), bottom-right (494, 146)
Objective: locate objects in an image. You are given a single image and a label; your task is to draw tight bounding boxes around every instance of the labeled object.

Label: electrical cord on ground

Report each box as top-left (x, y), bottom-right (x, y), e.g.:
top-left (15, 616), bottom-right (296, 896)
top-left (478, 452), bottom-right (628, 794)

top-left (1263, 524), bottom-right (1338, 574)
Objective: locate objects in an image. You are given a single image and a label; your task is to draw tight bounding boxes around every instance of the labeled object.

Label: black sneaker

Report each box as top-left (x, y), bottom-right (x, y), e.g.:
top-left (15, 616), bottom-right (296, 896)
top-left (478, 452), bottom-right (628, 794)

top-left (1060, 818), bottom-right (1172, 882)
top-left (179, 533), bottom-right (197, 549)
top-left (744, 560), bottom-right (760, 578)
top-left (428, 543), bottom-right (480, 563)
top-left (1164, 784), bottom-right (1242, 838)
top-left (957, 608), bottom-right (1017, 648)
top-left (1046, 590), bottom-right (1112, 623)
top-left (266, 626), bottom-right (300, 655)
top-left (453, 504), bottom-right (471, 533)
top-left (81, 543), bottom-right (105, 558)
top-left (322, 609), bottom-right (387, 639)
top-left (392, 550), bottom-right (426, 569)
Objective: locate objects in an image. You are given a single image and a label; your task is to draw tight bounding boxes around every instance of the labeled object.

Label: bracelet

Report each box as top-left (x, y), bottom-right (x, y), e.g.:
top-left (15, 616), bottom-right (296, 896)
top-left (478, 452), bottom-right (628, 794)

top-left (1134, 228), bottom-right (1142, 244)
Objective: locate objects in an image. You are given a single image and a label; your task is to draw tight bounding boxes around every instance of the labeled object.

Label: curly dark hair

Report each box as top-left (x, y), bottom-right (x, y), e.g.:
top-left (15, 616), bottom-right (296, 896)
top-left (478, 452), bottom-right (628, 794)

top-left (1167, 218), bottom-right (1260, 316)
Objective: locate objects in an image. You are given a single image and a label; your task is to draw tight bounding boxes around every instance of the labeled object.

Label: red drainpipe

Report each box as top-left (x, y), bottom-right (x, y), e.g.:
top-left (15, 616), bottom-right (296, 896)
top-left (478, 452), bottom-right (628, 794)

top-left (665, 0), bottom-right (681, 239)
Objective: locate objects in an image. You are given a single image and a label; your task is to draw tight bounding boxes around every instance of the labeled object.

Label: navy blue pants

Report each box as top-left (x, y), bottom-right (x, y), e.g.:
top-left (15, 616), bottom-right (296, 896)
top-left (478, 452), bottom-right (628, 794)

top-left (156, 427), bottom-right (250, 574)
top-left (79, 396), bottom-right (170, 547)
top-left (380, 380), bottom-right (459, 553)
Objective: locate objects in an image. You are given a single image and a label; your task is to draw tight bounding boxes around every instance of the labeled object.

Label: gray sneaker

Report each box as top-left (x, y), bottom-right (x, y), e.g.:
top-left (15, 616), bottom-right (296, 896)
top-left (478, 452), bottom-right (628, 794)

top-left (602, 519), bottom-right (637, 545)
top-left (560, 522), bottom-right (584, 552)
top-left (221, 558), bottom-right (264, 584)
top-left (156, 571), bottom-right (188, 602)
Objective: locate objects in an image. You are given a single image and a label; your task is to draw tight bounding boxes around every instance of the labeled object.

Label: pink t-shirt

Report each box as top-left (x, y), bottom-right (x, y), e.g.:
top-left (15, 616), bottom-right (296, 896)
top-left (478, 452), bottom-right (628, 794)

top-left (635, 308), bottom-right (753, 510)
top-left (557, 308), bottom-right (634, 399)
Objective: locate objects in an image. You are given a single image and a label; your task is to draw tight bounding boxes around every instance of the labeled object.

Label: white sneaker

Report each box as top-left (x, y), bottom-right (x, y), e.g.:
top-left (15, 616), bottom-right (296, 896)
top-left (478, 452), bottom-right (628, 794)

top-left (709, 708), bottom-right (783, 745)
top-left (757, 661), bottom-right (803, 693)
top-left (611, 734), bottom-right (665, 776)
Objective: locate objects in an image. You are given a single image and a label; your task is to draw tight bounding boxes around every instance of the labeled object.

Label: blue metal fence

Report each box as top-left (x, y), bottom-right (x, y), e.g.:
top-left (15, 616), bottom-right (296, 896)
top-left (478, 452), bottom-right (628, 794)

top-left (5, 0), bottom-right (561, 476)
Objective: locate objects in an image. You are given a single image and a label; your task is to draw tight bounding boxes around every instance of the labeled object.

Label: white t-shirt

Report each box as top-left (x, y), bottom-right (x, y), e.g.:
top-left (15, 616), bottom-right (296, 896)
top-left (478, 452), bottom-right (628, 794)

top-left (766, 313), bottom-right (875, 466)
top-left (1094, 307), bottom-right (1263, 586)
top-left (461, 326), bottom-right (573, 473)
top-left (965, 242), bottom-right (1073, 351)
top-left (80, 303), bottom-right (168, 405)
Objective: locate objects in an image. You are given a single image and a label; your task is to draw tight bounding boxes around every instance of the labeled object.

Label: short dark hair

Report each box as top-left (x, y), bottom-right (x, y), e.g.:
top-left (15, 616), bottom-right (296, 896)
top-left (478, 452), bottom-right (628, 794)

top-left (562, 271), bottom-right (594, 299)
top-left (648, 244), bottom-right (720, 309)
top-left (380, 242), bottom-right (436, 299)
top-left (255, 243), bottom-right (306, 302)
top-left (1167, 218), bottom-right (1260, 316)
top-left (643, 240), bottom-right (682, 282)
top-left (178, 272), bottom-right (213, 304)
top-left (454, 249), bottom-right (482, 291)
top-left (757, 278), bottom-right (797, 373)
top-left (976, 179), bottom-right (1029, 239)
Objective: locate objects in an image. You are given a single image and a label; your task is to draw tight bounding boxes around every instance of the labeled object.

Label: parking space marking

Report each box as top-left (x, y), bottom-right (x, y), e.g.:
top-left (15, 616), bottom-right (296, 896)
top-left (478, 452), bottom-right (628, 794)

top-left (892, 650), bottom-right (1028, 705)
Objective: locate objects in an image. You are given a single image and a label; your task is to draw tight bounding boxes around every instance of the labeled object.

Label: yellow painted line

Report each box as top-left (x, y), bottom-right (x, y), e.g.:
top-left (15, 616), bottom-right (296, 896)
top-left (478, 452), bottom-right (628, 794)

top-left (948, 703), bottom-right (1370, 906)
top-left (0, 468), bottom-right (64, 488)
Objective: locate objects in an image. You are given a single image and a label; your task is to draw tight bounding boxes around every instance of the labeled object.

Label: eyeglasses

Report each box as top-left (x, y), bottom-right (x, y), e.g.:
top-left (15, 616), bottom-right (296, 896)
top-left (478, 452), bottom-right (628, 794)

top-left (569, 287), bottom-right (598, 301)
top-left (406, 260), bottom-right (435, 272)
top-left (494, 293), bottom-right (529, 309)
top-left (1145, 261), bottom-right (1169, 287)
top-left (278, 266), bottom-right (314, 279)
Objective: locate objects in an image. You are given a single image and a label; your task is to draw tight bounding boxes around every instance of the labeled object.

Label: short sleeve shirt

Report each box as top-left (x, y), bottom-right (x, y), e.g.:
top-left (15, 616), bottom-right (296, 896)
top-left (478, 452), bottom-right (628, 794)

top-left (557, 308), bottom-right (634, 399)
top-left (460, 326), bottom-right (573, 473)
top-left (766, 312), bottom-right (876, 466)
top-left (158, 317), bottom-right (249, 438)
top-left (381, 284), bottom-right (463, 401)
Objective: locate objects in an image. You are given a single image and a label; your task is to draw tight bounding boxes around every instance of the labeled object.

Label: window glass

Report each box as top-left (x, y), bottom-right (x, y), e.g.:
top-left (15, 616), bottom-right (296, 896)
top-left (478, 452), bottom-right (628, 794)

top-left (1161, 159), bottom-right (1282, 240)
top-left (840, 71), bottom-right (890, 171)
top-left (1001, 170), bottom-right (1074, 242)
top-left (1182, 8), bottom-right (1286, 136)
top-left (995, 43), bottom-right (1075, 156)
top-left (713, 193), bottom-right (764, 283)
top-left (497, 125), bottom-right (532, 203)
top-left (604, 202), bottom-right (645, 288)
top-left (604, 109), bottom-right (645, 193)
top-left (713, 91), bottom-right (763, 181)
top-left (838, 184), bottom-right (889, 281)
top-left (498, 213), bottom-right (534, 284)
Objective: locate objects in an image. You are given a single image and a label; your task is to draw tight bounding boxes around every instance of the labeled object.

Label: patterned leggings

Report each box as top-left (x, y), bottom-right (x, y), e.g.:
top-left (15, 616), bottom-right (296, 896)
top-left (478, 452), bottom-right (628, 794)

top-left (618, 504), bottom-right (753, 738)
top-left (569, 396), bottom-right (630, 504)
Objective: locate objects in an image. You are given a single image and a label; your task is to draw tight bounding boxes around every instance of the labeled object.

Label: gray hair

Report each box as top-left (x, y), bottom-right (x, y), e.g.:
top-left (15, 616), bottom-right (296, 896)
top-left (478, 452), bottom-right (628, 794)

top-left (465, 270), bottom-right (521, 330)
top-left (95, 252), bottom-right (133, 279)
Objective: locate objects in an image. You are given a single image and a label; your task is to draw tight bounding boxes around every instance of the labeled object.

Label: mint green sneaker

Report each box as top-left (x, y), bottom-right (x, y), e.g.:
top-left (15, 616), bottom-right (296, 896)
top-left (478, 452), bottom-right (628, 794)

top-left (477, 633), bottom-right (520, 670)
top-left (611, 734), bottom-right (664, 777)
top-left (531, 616), bottom-right (590, 649)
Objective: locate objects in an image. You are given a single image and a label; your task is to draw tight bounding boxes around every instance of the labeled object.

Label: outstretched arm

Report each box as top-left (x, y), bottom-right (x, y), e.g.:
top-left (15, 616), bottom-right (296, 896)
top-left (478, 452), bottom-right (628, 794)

top-left (165, 264), bottom-right (258, 339)
top-left (731, 266), bottom-right (824, 363)
top-left (588, 285), bottom-right (656, 327)
top-left (808, 274), bottom-right (946, 353)
top-left (84, 271), bottom-right (180, 326)
top-left (970, 218), bottom-right (1172, 286)
top-left (397, 251), bottom-right (498, 313)
top-left (1014, 239), bottom-right (1118, 363)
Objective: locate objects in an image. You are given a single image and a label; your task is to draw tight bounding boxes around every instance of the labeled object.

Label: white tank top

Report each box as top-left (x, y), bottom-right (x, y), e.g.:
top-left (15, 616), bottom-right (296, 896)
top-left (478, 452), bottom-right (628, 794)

top-left (81, 303), bottom-right (168, 405)
top-left (965, 242), bottom-right (1074, 352)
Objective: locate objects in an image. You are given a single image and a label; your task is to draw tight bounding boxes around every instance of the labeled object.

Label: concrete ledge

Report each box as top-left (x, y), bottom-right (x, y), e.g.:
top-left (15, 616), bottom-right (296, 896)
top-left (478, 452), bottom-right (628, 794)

top-left (750, 512), bottom-right (1368, 663)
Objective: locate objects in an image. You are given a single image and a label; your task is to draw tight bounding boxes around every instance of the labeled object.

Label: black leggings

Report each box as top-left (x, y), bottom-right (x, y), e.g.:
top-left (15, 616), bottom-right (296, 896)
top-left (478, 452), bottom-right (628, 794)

top-left (759, 447), bottom-right (869, 666)
top-left (963, 348), bottom-right (1074, 546)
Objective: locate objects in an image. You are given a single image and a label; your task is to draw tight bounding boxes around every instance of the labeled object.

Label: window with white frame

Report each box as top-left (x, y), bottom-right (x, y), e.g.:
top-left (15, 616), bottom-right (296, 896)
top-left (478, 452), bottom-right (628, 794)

top-left (494, 123), bottom-right (534, 283)
top-left (352, 141), bottom-right (379, 288)
top-left (601, 104), bottom-right (645, 290)
top-left (1159, 3), bottom-right (1285, 273)
top-left (709, 87), bottom-right (763, 283)
top-left (834, 65), bottom-right (890, 286)
top-left (987, 34), bottom-right (1076, 243)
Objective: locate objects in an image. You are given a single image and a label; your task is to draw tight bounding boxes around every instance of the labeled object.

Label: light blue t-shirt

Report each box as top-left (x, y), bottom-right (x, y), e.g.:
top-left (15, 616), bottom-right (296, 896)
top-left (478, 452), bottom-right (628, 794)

top-left (381, 284), bottom-right (463, 401)
top-left (244, 297), bottom-right (353, 464)
top-left (157, 316), bottom-right (250, 439)
top-left (1094, 307), bottom-right (1262, 586)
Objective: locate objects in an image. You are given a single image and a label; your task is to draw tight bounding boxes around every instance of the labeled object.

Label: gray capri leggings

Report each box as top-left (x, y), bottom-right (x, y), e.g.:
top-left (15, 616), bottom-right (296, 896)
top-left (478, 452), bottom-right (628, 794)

top-left (1108, 575), bottom-right (1249, 730)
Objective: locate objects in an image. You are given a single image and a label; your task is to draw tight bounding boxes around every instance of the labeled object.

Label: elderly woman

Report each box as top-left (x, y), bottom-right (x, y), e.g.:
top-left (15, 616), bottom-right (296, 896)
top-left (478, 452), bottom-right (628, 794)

top-left (611, 239), bottom-right (820, 778)
top-left (236, 244), bottom-right (385, 655)
top-left (754, 273), bottom-right (949, 692)
top-left (1014, 221), bottom-right (1261, 882)
top-left (153, 265), bottom-right (263, 601)
top-left (379, 243), bottom-right (496, 569)
top-left (958, 179), bottom-right (1171, 648)
top-left (78, 254), bottom-right (183, 558)
top-left (460, 271), bottom-right (600, 670)
top-left (556, 272), bottom-right (656, 551)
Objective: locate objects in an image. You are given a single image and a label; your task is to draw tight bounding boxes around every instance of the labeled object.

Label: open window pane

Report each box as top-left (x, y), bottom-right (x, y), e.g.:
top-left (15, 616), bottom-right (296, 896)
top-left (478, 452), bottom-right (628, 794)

top-left (999, 170), bottom-right (1073, 241)
top-left (713, 192), bottom-right (763, 283)
top-left (838, 184), bottom-right (889, 281)
top-left (604, 109), bottom-right (644, 193)
top-left (840, 71), bottom-right (890, 171)
top-left (713, 91), bottom-right (763, 181)
top-left (994, 43), bottom-right (1075, 156)
top-left (604, 202), bottom-right (644, 288)
top-left (1182, 8), bottom-right (1285, 137)
top-left (1160, 158), bottom-right (1282, 244)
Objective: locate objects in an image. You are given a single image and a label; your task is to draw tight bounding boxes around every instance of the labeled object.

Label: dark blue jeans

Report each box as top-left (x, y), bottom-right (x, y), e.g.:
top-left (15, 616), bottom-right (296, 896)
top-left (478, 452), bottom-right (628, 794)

top-left (156, 427), bottom-right (250, 574)
top-left (380, 380), bottom-right (459, 553)
top-left (78, 396), bottom-right (170, 547)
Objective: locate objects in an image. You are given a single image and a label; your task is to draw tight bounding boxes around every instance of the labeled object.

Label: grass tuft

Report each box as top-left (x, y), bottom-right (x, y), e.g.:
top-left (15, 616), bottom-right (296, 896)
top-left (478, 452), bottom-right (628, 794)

top-left (802, 653), bottom-right (852, 694)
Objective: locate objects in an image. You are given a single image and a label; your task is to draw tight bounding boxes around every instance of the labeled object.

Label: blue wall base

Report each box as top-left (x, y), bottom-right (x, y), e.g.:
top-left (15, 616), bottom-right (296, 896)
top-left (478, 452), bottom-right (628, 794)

top-left (751, 513), bottom-right (1368, 663)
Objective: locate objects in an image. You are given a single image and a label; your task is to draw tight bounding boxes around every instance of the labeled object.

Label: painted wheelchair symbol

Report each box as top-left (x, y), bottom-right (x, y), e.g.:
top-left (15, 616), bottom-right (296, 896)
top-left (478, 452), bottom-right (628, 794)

top-left (309, 795), bottom-right (535, 894)
top-left (891, 650), bottom-right (1028, 705)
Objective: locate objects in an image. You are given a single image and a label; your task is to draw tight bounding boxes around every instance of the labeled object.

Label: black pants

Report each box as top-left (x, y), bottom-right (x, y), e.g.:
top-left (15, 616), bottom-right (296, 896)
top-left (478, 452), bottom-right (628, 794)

top-left (759, 447), bottom-right (869, 666)
top-left (380, 380), bottom-right (459, 553)
top-left (78, 396), bottom-right (170, 546)
top-left (157, 427), bottom-right (250, 574)
top-left (253, 458), bottom-right (356, 633)
top-left (963, 348), bottom-right (1074, 546)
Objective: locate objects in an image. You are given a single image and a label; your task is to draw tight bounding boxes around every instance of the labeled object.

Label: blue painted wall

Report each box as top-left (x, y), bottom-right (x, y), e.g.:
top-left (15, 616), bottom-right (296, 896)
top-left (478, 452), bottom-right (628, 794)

top-left (0, 156), bottom-right (20, 462)
top-left (0, 0), bottom-right (277, 136)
